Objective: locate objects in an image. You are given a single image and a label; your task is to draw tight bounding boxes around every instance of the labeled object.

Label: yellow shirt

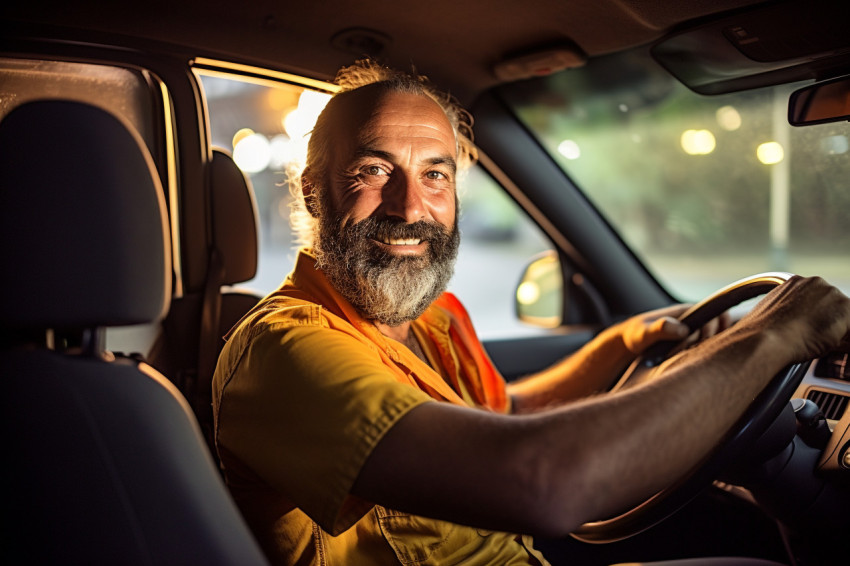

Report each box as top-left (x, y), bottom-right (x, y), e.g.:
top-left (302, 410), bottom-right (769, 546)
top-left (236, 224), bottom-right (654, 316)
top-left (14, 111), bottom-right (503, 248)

top-left (213, 249), bottom-right (549, 565)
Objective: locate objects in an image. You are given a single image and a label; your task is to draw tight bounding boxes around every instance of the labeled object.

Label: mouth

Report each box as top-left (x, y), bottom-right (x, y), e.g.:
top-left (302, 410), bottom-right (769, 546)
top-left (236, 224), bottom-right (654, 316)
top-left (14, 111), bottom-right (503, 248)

top-left (381, 237), bottom-right (422, 246)
top-left (372, 235), bottom-right (428, 254)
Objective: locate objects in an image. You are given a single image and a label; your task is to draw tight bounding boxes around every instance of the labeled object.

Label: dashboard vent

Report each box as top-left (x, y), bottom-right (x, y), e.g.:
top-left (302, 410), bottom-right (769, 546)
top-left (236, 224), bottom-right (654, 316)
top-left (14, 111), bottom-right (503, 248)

top-left (806, 389), bottom-right (849, 421)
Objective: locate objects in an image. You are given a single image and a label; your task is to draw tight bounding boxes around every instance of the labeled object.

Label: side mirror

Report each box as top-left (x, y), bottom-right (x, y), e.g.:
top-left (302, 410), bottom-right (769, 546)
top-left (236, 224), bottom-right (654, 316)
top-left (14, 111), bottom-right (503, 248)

top-left (515, 251), bottom-right (563, 328)
top-left (788, 75), bottom-right (850, 126)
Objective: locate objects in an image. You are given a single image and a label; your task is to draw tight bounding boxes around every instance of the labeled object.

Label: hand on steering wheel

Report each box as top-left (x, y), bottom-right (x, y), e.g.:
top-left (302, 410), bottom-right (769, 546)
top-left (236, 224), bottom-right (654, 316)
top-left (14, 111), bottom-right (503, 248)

top-left (619, 303), bottom-right (731, 357)
top-left (572, 272), bottom-right (811, 543)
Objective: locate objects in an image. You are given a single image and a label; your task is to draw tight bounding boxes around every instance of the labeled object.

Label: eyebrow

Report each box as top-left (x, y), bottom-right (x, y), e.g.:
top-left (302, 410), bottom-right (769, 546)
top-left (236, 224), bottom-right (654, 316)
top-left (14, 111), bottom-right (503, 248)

top-left (426, 155), bottom-right (458, 175)
top-left (353, 146), bottom-right (457, 175)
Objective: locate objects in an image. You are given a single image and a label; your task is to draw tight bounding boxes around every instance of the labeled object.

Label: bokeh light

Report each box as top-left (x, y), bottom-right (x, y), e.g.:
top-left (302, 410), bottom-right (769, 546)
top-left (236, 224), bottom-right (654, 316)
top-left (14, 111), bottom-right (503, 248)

top-left (680, 129), bottom-right (716, 155)
top-left (233, 133), bottom-right (271, 173)
top-left (516, 281), bottom-right (541, 305)
top-left (757, 141), bottom-right (784, 165)
top-left (716, 105), bottom-right (742, 131)
top-left (557, 139), bottom-right (581, 160)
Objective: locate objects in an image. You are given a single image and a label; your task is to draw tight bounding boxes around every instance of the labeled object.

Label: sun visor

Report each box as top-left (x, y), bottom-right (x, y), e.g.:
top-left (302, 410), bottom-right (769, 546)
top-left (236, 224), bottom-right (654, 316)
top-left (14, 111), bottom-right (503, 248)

top-left (652, 0), bottom-right (850, 95)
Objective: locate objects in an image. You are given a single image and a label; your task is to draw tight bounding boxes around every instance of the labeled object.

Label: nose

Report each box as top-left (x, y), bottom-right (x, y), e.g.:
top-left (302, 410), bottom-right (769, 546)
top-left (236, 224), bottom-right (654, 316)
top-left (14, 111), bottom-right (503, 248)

top-left (381, 172), bottom-right (427, 223)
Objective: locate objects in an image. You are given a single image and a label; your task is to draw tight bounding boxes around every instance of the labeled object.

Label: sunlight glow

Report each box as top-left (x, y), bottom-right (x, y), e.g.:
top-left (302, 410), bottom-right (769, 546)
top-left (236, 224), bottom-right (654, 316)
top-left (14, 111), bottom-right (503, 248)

top-left (283, 90), bottom-right (332, 140)
top-left (282, 109), bottom-right (311, 141)
top-left (269, 134), bottom-right (293, 170)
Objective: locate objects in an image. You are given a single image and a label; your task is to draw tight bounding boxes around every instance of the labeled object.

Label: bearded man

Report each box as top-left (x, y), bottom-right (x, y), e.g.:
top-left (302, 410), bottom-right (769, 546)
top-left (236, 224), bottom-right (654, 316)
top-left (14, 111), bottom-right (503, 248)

top-left (212, 60), bottom-right (850, 566)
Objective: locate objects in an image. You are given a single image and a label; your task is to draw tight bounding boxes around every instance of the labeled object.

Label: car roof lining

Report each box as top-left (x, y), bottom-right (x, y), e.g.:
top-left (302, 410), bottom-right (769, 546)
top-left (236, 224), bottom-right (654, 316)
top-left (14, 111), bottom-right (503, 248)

top-left (3, 0), bottom-right (790, 105)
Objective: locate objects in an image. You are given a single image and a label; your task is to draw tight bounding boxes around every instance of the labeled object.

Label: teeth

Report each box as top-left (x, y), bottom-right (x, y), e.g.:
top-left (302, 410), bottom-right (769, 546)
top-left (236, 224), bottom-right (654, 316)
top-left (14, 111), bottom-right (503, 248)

top-left (382, 237), bottom-right (421, 246)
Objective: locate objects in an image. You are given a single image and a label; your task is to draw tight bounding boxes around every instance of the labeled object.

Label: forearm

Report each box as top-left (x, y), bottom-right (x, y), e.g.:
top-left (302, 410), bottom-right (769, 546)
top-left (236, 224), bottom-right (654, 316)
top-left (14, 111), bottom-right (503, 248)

top-left (507, 323), bottom-right (639, 413)
top-left (529, 322), bottom-right (791, 529)
top-left (356, 323), bottom-right (788, 536)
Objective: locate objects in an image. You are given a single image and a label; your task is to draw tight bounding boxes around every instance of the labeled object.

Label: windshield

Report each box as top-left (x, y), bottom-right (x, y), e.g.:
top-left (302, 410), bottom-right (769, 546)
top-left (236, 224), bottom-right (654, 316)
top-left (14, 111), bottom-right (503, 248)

top-left (500, 48), bottom-right (850, 302)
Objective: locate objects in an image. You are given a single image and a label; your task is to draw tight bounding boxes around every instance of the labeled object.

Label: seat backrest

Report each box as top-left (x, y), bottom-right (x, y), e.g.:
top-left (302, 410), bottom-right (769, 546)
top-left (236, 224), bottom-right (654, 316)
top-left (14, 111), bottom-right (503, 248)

top-left (0, 100), bottom-right (268, 565)
top-left (148, 148), bottom-right (264, 454)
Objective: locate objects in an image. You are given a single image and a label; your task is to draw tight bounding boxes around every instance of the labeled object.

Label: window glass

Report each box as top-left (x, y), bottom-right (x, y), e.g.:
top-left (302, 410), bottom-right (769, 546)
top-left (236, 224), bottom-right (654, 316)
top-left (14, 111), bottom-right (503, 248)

top-left (501, 49), bottom-right (850, 302)
top-left (454, 166), bottom-right (553, 338)
top-left (197, 72), bottom-right (553, 339)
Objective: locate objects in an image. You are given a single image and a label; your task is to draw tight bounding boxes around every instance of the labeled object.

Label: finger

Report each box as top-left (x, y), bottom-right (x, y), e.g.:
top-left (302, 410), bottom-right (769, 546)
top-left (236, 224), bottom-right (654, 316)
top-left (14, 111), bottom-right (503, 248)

top-left (657, 316), bottom-right (690, 340)
top-left (699, 317), bottom-right (719, 340)
top-left (717, 311), bottom-right (732, 332)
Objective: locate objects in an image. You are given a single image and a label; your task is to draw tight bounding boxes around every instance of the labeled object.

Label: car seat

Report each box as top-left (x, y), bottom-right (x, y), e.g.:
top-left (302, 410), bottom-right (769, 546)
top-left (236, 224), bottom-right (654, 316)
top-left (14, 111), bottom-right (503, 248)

top-left (148, 148), bottom-right (264, 457)
top-left (0, 100), bottom-right (269, 565)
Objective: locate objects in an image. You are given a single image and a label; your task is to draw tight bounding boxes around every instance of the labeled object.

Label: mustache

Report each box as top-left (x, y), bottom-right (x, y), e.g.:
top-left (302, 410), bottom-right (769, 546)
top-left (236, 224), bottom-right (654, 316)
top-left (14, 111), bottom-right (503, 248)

top-left (345, 217), bottom-right (455, 243)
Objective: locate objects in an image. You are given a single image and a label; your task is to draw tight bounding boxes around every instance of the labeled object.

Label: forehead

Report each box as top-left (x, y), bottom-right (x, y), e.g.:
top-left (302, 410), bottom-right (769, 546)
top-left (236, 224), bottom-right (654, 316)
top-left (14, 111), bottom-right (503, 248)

top-left (334, 90), bottom-right (457, 153)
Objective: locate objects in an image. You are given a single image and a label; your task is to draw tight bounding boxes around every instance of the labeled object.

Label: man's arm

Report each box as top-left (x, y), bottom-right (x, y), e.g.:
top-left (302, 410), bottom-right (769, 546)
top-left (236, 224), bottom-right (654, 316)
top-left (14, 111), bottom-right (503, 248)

top-left (507, 304), bottom-right (727, 413)
top-left (351, 276), bottom-right (850, 537)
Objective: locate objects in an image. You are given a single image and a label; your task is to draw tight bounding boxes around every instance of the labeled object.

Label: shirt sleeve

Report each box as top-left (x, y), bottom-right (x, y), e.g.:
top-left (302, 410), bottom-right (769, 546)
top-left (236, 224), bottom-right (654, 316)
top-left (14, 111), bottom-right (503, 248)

top-left (216, 321), bottom-right (434, 535)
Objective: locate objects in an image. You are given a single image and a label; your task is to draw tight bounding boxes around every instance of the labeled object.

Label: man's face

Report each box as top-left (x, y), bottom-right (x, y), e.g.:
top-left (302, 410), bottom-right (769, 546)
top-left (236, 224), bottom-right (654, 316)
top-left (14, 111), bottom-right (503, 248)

top-left (313, 90), bottom-right (460, 326)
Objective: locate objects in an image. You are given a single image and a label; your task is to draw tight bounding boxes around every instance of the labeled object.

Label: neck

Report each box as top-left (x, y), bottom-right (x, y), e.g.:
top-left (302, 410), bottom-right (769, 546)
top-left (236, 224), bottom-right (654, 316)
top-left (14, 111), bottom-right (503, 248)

top-left (375, 320), bottom-right (432, 367)
top-left (374, 320), bottom-right (411, 343)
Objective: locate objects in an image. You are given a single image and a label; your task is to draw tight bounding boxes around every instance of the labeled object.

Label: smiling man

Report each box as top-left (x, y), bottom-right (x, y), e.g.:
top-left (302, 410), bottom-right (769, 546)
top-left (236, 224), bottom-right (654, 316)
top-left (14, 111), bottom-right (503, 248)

top-left (310, 86), bottom-right (461, 339)
top-left (212, 60), bottom-right (850, 566)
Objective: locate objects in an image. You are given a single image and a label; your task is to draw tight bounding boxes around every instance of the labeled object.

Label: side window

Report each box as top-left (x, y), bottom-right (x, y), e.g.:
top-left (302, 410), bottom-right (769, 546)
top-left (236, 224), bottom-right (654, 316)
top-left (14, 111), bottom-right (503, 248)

top-left (454, 166), bottom-right (553, 338)
top-left (197, 74), bottom-right (310, 291)
top-left (197, 72), bottom-right (554, 340)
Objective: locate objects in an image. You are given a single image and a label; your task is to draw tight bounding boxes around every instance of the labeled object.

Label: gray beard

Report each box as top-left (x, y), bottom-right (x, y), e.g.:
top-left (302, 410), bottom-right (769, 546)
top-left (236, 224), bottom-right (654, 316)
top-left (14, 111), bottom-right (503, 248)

top-left (315, 215), bottom-right (459, 327)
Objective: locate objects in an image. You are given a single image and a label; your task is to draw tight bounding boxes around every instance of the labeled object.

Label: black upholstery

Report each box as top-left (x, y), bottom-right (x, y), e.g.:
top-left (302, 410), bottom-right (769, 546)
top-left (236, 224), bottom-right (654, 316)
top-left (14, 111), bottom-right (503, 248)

top-left (208, 147), bottom-right (260, 285)
top-left (0, 100), bottom-right (269, 565)
top-left (0, 100), bottom-right (169, 328)
top-left (148, 148), bottom-right (263, 456)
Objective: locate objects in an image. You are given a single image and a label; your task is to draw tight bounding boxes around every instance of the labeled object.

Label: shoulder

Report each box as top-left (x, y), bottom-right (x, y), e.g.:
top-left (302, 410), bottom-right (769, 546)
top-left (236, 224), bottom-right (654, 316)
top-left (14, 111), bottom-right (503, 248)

top-left (216, 294), bottom-right (345, 382)
top-left (233, 292), bottom-right (334, 338)
top-left (430, 291), bottom-right (472, 319)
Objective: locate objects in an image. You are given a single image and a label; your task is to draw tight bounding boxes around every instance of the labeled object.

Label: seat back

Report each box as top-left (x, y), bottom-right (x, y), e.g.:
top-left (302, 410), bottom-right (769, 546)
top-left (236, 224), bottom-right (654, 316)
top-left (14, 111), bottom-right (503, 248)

top-left (0, 100), bottom-right (268, 565)
top-left (148, 148), bottom-right (263, 454)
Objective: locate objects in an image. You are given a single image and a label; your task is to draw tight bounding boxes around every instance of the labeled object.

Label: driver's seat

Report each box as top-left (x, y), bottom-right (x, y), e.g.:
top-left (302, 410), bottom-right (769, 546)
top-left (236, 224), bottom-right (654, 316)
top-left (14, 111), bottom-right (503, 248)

top-left (0, 100), bottom-right (269, 565)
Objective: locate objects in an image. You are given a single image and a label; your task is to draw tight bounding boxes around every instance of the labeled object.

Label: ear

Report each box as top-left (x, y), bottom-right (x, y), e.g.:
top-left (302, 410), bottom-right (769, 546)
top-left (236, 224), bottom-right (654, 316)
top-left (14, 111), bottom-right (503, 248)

top-left (301, 168), bottom-right (320, 218)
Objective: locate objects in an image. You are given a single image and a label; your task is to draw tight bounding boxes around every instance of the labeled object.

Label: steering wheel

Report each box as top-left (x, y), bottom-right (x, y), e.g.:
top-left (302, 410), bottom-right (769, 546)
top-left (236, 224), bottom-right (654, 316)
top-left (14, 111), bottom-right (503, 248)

top-left (571, 272), bottom-right (811, 543)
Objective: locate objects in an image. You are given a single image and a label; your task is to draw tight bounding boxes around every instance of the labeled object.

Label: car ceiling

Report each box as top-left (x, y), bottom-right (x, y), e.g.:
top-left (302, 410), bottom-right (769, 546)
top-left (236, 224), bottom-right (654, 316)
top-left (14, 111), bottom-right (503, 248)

top-left (4, 0), bottom-right (771, 104)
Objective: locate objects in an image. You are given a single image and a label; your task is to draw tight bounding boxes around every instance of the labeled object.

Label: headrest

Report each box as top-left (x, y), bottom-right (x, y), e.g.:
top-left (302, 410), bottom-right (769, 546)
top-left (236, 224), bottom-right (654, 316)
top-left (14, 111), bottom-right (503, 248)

top-left (209, 148), bottom-right (259, 286)
top-left (0, 100), bottom-right (171, 330)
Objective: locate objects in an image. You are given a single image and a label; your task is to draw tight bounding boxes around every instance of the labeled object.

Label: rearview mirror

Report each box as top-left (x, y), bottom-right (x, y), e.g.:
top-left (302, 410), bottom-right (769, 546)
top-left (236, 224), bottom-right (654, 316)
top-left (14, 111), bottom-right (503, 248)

top-left (515, 251), bottom-right (563, 328)
top-left (788, 75), bottom-right (850, 126)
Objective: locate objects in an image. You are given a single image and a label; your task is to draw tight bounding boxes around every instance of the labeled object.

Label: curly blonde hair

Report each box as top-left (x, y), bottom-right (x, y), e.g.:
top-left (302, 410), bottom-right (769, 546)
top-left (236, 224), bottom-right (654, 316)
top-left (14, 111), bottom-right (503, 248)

top-left (289, 58), bottom-right (477, 248)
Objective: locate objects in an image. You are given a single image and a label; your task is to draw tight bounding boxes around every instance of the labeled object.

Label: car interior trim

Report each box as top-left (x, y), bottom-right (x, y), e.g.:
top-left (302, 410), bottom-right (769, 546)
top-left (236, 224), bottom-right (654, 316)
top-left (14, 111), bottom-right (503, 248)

top-left (158, 78), bottom-right (184, 297)
top-left (192, 57), bottom-right (340, 94)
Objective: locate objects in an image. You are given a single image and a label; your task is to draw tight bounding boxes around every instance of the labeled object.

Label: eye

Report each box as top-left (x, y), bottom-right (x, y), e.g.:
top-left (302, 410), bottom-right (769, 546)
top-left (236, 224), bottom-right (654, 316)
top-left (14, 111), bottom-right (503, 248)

top-left (425, 170), bottom-right (448, 181)
top-left (361, 165), bottom-right (388, 176)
